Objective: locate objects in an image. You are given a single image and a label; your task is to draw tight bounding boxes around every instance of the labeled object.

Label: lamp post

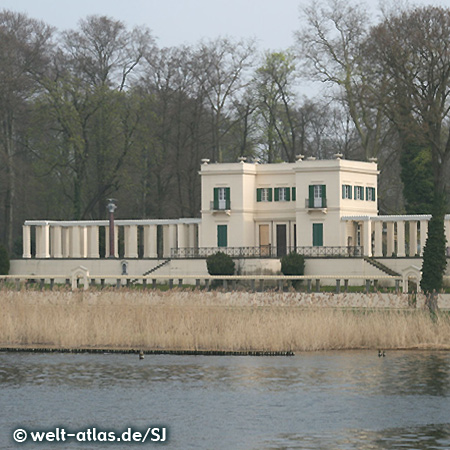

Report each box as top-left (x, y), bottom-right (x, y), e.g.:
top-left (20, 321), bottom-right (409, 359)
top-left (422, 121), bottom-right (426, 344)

top-left (107, 199), bottom-right (117, 258)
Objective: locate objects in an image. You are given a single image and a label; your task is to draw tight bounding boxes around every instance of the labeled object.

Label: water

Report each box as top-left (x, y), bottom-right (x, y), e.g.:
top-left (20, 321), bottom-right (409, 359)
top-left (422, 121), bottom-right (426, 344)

top-left (1, 350), bottom-right (450, 449)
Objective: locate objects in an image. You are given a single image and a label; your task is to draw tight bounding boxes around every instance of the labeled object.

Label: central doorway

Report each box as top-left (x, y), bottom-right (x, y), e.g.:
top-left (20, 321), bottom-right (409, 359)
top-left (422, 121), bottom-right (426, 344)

top-left (276, 224), bottom-right (287, 257)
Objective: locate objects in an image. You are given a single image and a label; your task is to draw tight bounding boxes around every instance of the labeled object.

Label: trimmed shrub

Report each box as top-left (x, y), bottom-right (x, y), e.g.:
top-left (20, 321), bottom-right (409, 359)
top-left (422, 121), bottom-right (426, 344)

top-left (0, 244), bottom-right (10, 275)
top-left (281, 252), bottom-right (305, 289)
top-left (206, 252), bottom-right (235, 276)
top-left (281, 252), bottom-right (305, 276)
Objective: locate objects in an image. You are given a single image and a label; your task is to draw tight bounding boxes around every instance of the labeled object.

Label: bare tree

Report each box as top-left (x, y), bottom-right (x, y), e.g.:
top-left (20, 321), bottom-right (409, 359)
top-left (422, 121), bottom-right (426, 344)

top-left (255, 51), bottom-right (300, 162)
top-left (366, 6), bottom-right (450, 196)
top-left (192, 37), bottom-right (256, 162)
top-left (296, 0), bottom-right (389, 159)
top-left (39, 16), bottom-right (153, 219)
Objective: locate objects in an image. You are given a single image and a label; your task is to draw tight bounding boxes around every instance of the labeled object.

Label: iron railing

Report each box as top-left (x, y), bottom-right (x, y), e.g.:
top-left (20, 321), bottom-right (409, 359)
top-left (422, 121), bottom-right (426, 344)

top-left (171, 246), bottom-right (363, 259)
top-left (305, 198), bottom-right (327, 208)
top-left (210, 201), bottom-right (231, 211)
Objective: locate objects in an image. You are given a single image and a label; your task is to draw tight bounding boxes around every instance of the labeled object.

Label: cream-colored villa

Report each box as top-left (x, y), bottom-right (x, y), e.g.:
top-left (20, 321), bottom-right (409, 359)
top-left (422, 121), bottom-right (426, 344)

top-left (10, 155), bottom-right (450, 284)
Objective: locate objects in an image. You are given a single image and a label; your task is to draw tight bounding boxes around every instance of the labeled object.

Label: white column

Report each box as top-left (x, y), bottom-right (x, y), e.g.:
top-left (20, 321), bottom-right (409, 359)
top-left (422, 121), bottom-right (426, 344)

top-left (143, 225), bottom-right (157, 258)
top-left (374, 221), bottom-right (383, 257)
top-left (36, 225), bottom-right (50, 258)
top-left (409, 221), bottom-right (418, 257)
top-left (124, 225), bottom-right (138, 258)
top-left (87, 226), bottom-right (99, 258)
top-left (80, 227), bottom-right (88, 258)
top-left (177, 224), bottom-right (187, 253)
top-left (62, 227), bottom-right (70, 258)
top-left (397, 220), bottom-right (405, 257)
top-left (163, 225), bottom-right (171, 257)
top-left (420, 220), bottom-right (428, 256)
top-left (162, 224), bottom-right (177, 258)
top-left (445, 220), bottom-right (450, 249)
top-left (51, 226), bottom-right (63, 258)
top-left (363, 220), bottom-right (372, 256)
top-left (197, 222), bottom-right (202, 248)
top-left (70, 226), bottom-right (81, 258)
top-left (105, 226), bottom-right (119, 258)
top-left (22, 225), bottom-right (31, 258)
top-left (386, 222), bottom-right (395, 257)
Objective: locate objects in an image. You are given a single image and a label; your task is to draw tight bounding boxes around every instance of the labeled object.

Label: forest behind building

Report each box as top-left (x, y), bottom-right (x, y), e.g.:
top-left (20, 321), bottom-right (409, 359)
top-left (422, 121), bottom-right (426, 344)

top-left (1, 0), bottom-right (450, 255)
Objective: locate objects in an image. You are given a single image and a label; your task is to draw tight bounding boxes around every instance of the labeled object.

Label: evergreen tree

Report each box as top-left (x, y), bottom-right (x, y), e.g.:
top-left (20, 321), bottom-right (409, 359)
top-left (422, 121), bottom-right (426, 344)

top-left (420, 194), bottom-right (447, 295)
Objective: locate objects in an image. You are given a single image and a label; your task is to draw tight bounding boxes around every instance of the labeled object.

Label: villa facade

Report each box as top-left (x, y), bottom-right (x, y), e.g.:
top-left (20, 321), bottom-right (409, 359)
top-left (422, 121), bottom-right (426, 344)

top-left (11, 155), bottom-right (450, 283)
top-left (199, 155), bottom-right (378, 256)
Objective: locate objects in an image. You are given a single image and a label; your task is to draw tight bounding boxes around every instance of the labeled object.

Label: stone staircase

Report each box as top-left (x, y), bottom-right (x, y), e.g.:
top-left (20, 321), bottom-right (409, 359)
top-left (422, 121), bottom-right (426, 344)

top-left (142, 259), bottom-right (171, 276)
top-left (131, 259), bottom-right (171, 284)
top-left (363, 256), bottom-right (400, 277)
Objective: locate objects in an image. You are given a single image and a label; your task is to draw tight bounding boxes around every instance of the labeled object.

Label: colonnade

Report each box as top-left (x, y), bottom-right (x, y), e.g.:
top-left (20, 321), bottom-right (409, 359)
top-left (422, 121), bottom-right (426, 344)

top-left (344, 215), bottom-right (450, 257)
top-left (22, 219), bottom-right (200, 259)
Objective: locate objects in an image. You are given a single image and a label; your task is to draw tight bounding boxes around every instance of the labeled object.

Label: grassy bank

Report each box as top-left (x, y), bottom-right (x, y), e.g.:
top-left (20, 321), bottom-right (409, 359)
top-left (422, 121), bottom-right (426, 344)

top-left (1, 289), bottom-right (450, 352)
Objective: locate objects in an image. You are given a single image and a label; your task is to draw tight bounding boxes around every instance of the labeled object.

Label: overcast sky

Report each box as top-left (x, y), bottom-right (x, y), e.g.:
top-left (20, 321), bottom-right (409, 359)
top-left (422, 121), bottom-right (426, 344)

top-left (0, 0), bottom-right (308, 51)
top-left (2, 0), bottom-right (450, 51)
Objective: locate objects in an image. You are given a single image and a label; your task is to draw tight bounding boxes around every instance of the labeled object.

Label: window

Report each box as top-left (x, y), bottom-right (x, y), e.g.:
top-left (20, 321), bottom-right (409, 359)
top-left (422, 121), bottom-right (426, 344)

top-left (292, 187), bottom-right (296, 201)
top-left (213, 187), bottom-right (230, 210)
top-left (308, 185), bottom-right (326, 208)
top-left (274, 187), bottom-right (290, 202)
top-left (354, 186), bottom-right (364, 200)
top-left (256, 188), bottom-right (273, 202)
top-left (342, 184), bottom-right (352, 199)
top-left (366, 187), bottom-right (376, 201)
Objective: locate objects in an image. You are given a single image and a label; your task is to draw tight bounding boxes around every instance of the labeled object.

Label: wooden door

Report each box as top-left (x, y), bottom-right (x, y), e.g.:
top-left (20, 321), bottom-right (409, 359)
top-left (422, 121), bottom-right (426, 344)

top-left (259, 224), bottom-right (270, 256)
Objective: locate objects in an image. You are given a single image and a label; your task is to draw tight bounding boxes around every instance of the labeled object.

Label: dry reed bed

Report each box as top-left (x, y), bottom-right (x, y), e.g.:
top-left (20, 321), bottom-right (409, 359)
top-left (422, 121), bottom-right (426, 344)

top-left (1, 289), bottom-right (449, 352)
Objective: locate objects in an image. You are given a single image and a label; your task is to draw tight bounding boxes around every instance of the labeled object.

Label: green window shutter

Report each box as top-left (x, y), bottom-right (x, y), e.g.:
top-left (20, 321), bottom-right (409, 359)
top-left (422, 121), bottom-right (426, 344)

top-left (225, 187), bottom-right (230, 209)
top-left (322, 185), bottom-right (326, 207)
top-left (256, 188), bottom-right (262, 202)
top-left (217, 225), bottom-right (227, 247)
top-left (354, 186), bottom-right (357, 200)
top-left (309, 185), bottom-right (314, 208)
top-left (292, 187), bottom-right (296, 201)
top-left (274, 187), bottom-right (279, 202)
top-left (365, 187), bottom-right (369, 201)
top-left (360, 186), bottom-right (364, 200)
top-left (268, 188), bottom-right (273, 202)
top-left (213, 188), bottom-right (219, 210)
top-left (372, 187), bottom-right (376, 201)
top-left (349, 186), bottom-right (352, 199)
top-left (342, 185), bottom-right (345, 199)
top-left (313, 223), bottom-right (323, 246)
top-left (286, 187), bottom-right (290, 201)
